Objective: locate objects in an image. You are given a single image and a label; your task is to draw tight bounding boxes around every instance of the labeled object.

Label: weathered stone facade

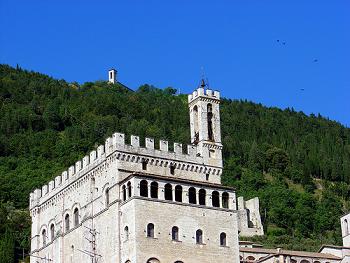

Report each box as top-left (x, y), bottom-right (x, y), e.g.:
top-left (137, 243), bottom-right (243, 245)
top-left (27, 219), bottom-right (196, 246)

top-left (30, 83), bottom-right (263, 263)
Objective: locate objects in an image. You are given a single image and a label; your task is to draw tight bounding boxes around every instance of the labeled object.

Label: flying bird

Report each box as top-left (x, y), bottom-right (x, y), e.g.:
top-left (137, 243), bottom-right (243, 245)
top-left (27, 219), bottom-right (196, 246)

top-left (313, 59), bottom-right (318, 62)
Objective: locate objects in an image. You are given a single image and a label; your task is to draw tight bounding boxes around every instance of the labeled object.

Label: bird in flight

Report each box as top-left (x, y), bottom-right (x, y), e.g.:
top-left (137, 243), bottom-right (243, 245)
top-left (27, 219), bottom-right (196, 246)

top-left (300, 88), bottom-right (305, 91)
top-left (313, 59), bottom-right (318, 62)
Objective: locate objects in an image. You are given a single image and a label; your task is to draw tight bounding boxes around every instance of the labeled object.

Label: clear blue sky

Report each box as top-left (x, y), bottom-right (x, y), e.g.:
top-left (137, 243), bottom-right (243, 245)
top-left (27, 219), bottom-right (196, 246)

top-left (1, 0), bottom-right (349, 126)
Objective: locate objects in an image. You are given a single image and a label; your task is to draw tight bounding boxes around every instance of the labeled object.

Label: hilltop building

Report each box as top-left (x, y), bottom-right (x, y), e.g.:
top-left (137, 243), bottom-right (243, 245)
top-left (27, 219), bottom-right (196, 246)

top-left (29, 80), bottom-right (263, 263)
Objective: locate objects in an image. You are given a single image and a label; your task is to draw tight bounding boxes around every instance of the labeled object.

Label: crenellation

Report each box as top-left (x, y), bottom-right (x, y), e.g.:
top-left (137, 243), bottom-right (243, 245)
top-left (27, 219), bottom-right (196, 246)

top-left (114, 132), bottom-right (125, 147)
top-left (159, 140), bottom-right (168, 151)
top-left (75, 160), bottom-right (82, 172)
top-left (206, 89), bottom-right (213, 96)
top-left (174, 143), bottom-right (182, 154)
top-left (105, 136), bottom-right (113, 155)
top-left (90, 150), bottom-right (97, 162)
top-left (49, 180), bottom-right (55, 191)
top-left (82, 155), bottom-right (89, 168)
top-left (131, 135), bottom-right (140, 148)
top-left (68, 165), bottom-right (75, 177)
top-left (187, 144), bottom-right (196, 157)
top-left (42, 185), bottom-right (48, 196)
top-left (97, 145), bottom-right (105, 157)
top-left (198, 87), bottom-right (205, 95)
top-left (145, 138), bottom-right (154, 149)
top-left (62, 171), bottom-right (68, 181)
top-left (55, 175), bottom-right (62, 187)
top-left (213, 90), bottom-right (220, 99)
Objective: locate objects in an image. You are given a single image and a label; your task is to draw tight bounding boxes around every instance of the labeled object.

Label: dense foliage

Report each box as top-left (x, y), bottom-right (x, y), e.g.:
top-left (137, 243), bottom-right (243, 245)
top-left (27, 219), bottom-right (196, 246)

top-left (0, 64), bottom-right (349, 260)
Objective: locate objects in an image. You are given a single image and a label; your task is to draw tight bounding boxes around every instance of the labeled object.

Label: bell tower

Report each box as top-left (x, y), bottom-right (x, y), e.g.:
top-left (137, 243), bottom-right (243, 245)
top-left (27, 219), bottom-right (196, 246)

top-left (188, 79), bottom-right (223, 168)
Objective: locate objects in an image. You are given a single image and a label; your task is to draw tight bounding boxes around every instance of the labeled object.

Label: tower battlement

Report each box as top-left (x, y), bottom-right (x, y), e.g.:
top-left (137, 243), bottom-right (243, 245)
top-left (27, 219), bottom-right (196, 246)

top-left (188, 87), bottom-right (220, 104)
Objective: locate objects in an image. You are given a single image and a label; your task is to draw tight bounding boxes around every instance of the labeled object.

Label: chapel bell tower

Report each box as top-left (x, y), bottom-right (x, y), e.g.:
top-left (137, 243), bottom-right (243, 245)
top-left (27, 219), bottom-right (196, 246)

top-left (108, 68), bottom-right (117, 84)
top-left (188, 79), bottom-right (223, 168)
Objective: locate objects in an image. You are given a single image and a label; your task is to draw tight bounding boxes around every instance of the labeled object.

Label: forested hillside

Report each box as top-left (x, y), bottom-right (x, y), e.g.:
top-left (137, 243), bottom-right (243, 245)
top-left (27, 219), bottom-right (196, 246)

top-left (0, 64), bottom-right (349, 261)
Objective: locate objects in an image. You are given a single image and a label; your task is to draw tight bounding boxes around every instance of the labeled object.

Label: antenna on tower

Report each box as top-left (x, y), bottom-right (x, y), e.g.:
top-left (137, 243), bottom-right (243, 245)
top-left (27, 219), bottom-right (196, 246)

top-left (200, 66), bottom-right (209, 88)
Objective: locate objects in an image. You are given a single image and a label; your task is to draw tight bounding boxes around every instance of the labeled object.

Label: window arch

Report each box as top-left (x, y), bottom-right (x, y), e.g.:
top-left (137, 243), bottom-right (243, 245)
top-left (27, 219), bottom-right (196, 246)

top-left (127, 182), bottom-right (132, 198)
top-left (247, 256), bottom-right (255, 261)
top-left (199, 189), bottom-right (206, 205)
top-left (105, 188), bottom-right (110, 206)
top-left (42, 229), bottom-right (47, 246)
top-left (196, 229), bottom-right (203, 244)
top-left (147, 223), bottom-right (154, 238)
top-left (50, 223), bottom-right (55, 241)
top-left (150, 181), bottom-right (158, 198)
top-left (174, 261), bottom-right (184, 263)
top-left (207, 103), bottom-right (214, 141)
top-left (175, 185), bottom-right (182, 202)
top-left (165, 183), bottom-right (173, 201)
top-left (212, 191), bottom-right (220, 207)
top-left (220, 232), bottom-right (226, 246)
top-left (172, 226), bottom-right (179, 241)
top-left (124, 226), bottom-right (129, 241)
top-left (300, 260), bottom-right (310, 263)
top-left (140, 180), bottom-right (148, 197)
top-left (65, 214), bottom-right (70, 232)
top-left (74, 208), bottom-right (79, 227)
top-left (222, 192), bottom-right (229, 209)
top-left (147, 258), bottom-right (160, 263)
top-left (188, 187), bottom-right (196, 204)
top-left (193, 105), bottom-right (199, 144)
top-left (122, 185), bottom-right (127, 201)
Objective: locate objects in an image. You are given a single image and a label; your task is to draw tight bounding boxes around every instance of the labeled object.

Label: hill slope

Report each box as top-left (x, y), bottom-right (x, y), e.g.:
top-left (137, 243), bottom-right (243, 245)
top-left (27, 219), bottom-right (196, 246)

top-left (0, 64), bottom-right (349, 259)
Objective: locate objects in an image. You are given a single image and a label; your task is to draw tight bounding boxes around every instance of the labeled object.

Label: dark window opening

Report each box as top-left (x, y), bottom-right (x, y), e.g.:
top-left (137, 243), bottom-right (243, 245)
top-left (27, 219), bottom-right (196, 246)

top-left (196, 229), bottom-right (203, 244)
top-left (50, 224), bottom-right (55, 241)
top-left (212, 191), bottom-right (220, 207)
top-left (199, 189), bottom-right (206, 205)
top-left (165, 183), bottom-right (173, 201)
top-left (172, 226), bottom-right (179, 241)
top-left (65, 214), bottom-right (70, 232)
top-left (105, 188), bottom-right (110, 206)
top-left (147, 223), bottom-right (154, 238)
top-left (188, 187), bottom-right (197, 204)
top-left (140, 180), bottom-right (148, 197)
top-left (206, 173), bottom-right (209, 181)
top-left (207, 104), bottom-right (214, 141)
top-left (175, 185), bottom-right (182, 202)
top-left (220, 232), bottom-right (227, 246)
top-left (42, 229), bottom-right (46, 246)
top-left (170, 164), bottom-right (175, 175)
top-left (222, 192), bottom-right (229, 209)
top-left (142, 159), bottom-right (148, 170)
top-left (74, 208), bottom-right (79, 227)
top-left (122, 185), bottom-right (127, 201)
top-left (127, 182), bottom-right (132, 198)
top-left (150, 181), bottom-right (158, 198)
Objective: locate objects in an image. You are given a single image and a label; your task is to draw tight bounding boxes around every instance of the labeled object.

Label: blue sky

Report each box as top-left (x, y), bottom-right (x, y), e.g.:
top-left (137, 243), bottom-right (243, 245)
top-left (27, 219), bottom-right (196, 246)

top-left (1, 0), bottom-right (349, 126)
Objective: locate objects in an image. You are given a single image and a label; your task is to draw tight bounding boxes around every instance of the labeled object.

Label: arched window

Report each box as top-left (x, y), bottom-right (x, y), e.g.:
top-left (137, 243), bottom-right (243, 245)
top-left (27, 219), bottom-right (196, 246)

top-left (313, 261), bottom-right (321, 263)
top-left (344, 219), bottom-right (349, 236)
top-left (127, 182), bottom-right (132, 198)
top-left (300, 260), bottom-right (310, 263)
top-left (124, 226), bottom-right (129, 241)
top-left (50, 224), bottom-right (55, 241)
top-left (147, 258), bottom-right (160, 263)
top-left (140, 180), bottom-right (148, 197)
top-left (42, 229), bottom-right (47, 246)
top-left (122, 185), bottom-right (127, 201)
top-left (199, 189), bottom-right (206, 205)
top-left (220, 232), bottom-right (226, 246)
top-left (74, 208), bottom-right (79, 227)
top-left (212, 191), bottom-right (220, 207)
top-left (174, 261), bottom-right (184, 263)
top-left (147, 223), bottom-right (154, 238)
top-left (105, 188), bottom-right (110, 206)
top-left (193, 105), bottom-right (199, 144)
top-left (196, 229), bottom-right (203, 244)
top-left (150, 181), bottom-right (158, 198)
top-left (170, 163), bottom-right (175, 175)
top-left (247, 256), bottom-right (255, 261)
top-left (207, 103), bottom-right (214, 141)
top-left (222, 192), bottom-right (229, 209)
top-left (188, 187), bottom-right (196, 204)
top-left (65, 214), bottom-right (70, 232)
top-left (165, 183), bottom-right (173, 201)
top-left (172, 226), bottom-right (179, 241)
top-left (175, 185), bottom-right (182, 202)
